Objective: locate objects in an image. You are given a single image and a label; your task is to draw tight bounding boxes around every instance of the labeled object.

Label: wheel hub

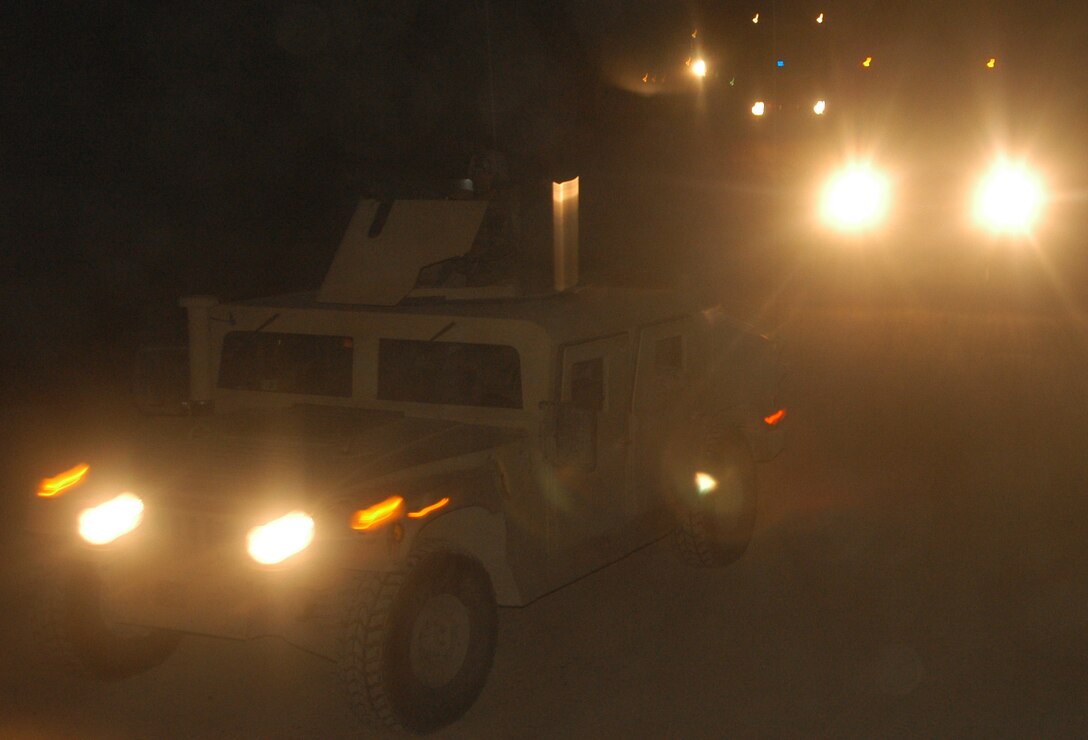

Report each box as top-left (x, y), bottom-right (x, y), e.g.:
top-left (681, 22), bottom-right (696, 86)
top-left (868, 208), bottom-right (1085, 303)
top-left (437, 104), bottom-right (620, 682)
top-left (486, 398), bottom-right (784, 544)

top-left (409, 593), bottom-right (471, 688)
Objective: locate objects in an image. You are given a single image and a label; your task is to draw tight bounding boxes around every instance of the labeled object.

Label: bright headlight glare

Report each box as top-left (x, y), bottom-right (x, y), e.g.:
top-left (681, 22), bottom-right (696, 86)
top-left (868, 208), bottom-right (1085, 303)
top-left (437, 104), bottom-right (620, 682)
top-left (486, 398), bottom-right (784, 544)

top-left (247, 511), bottom-right (315, 565)
top-left (813, 99), bottom-right (826, 115)
top-left (751, 101), bottom-right (765, 116)
top-left (78, 493), bottom-right (144, 545)
top-left (820, 165), bottom-right (890, 231)
top-left (973, 162), bottom-right (1044, 233)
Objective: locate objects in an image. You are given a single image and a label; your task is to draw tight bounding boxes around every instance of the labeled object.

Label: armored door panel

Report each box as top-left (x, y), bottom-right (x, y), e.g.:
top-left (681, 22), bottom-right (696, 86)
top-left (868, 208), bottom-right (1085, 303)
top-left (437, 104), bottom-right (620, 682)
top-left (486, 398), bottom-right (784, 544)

top-left (630, 317), bottom-right (696, 512)
top-left (552, 333), bottom-right (632, 545)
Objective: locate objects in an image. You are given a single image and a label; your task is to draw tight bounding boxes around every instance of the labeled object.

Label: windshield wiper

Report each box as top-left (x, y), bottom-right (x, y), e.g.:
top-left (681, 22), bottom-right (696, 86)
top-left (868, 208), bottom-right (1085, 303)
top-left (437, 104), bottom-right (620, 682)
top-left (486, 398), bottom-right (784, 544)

top-left (251, 312), bottom-right (281, 334)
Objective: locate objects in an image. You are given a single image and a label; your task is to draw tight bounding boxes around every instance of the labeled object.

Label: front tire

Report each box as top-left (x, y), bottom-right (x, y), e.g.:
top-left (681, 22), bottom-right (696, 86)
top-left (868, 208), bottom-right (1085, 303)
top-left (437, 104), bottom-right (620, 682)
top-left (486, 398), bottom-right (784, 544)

top-left (338, 544), bottom-right (498, 734)
top-left (668, 428), bottom-right (758, 567)
top-left (33, 561), bottom-right (182, 680)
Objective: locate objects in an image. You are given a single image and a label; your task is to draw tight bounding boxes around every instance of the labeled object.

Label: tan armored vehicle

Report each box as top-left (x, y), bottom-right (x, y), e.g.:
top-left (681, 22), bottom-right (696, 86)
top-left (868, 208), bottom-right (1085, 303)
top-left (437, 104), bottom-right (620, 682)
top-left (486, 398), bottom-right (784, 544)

top-left (29, 188), bottom-right (785, 734)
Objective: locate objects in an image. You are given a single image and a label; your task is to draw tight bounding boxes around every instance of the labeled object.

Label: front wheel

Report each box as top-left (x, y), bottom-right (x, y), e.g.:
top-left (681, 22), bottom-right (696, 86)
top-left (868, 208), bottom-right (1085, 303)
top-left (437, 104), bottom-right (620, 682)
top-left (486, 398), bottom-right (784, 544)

top-left (668, 428), bottom-right (758, 567)
top-left (33, 561), bottom-right (182, 680)
top-left (338, 544), bottom-right (498, 734)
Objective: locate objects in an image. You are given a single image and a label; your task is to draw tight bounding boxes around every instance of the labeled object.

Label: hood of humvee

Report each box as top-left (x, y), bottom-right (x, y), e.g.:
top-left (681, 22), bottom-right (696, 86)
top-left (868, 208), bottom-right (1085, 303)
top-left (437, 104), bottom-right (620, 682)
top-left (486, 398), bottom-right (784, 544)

top-left (131, 405), bottom-right (521, 505)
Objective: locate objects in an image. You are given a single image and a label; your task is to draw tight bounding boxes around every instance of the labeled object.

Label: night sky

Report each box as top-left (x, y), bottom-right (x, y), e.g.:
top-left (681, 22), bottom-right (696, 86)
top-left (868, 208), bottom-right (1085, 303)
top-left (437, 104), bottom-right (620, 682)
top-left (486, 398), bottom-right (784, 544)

top-left (3, 1), bottom-right (1086, 395)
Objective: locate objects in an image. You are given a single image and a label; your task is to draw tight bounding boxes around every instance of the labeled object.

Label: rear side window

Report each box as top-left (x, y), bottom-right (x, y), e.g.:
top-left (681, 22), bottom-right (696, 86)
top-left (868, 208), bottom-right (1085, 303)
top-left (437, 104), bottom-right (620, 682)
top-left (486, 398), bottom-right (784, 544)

top-left (654, 335), bottom-right (683, 374)
top-left (570, 357), bottom-right (604, 411)
top-left (377, 339), bottom-right (523, 409)
top-left (218, 332), bottom-right (353, 397)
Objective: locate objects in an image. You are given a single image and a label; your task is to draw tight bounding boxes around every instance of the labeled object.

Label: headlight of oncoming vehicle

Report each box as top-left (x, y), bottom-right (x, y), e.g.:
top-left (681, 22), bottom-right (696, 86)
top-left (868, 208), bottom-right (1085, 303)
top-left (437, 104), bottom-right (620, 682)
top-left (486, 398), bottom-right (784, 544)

top-left (246, 511), bottom-right (315, 565)
top-left (820, 164), bottom-right (891, 231)
top-left (973, 160), bottom-right (1045, 234)
top-left (78, 493), bottom-right (145, 545)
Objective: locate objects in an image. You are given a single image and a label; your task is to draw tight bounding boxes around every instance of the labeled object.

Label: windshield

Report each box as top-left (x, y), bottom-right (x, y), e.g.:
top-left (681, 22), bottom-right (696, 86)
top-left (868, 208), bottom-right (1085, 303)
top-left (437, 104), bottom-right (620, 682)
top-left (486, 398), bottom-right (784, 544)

top-left (377, 338), bottom-right (522, 409)
top-left (218, 331), bottom-right (353, 397)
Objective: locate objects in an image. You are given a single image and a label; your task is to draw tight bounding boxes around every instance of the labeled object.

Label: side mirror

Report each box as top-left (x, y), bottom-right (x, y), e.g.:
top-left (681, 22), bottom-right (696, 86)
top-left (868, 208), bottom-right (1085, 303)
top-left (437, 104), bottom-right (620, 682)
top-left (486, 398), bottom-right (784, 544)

top-left (132, 345), bottom-right (189, 416)
top-left (540, 401), bottom-right (596, 471)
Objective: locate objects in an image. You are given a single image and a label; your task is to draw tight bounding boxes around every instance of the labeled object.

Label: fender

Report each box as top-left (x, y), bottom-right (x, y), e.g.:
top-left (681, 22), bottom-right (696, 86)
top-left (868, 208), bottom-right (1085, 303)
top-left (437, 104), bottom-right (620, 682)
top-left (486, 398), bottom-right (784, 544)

top-left (414, 506), bottom-right (522, 606)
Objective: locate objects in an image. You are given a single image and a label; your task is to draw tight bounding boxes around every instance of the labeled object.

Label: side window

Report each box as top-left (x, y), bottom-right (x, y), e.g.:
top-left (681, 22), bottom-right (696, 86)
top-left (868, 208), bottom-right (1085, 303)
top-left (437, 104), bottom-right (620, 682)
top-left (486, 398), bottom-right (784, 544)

top-left (570, 357), bottom-right (604, 411)
top-left (654, 335), bottom-right (683, 375)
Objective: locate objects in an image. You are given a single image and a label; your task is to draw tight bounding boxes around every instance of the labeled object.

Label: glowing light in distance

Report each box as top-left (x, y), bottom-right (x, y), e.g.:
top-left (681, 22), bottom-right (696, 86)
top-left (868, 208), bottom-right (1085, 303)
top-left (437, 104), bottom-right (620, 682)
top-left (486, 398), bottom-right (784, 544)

top-left (247, 511), bottom-right (315, 565)
top-left (752, 13), bottom-right (759, 24)
top-left (986, 57), bottom-right (996, 69)
top-left (38, 463), bottom-right (90, 498)
top-left (764, 408), bottom-right (787, 426)
top-left (78, 493), bottom-right (144, 546)
top-left (776, 59), bottom-right (784, 68)
top-left (973, 162), bottom-right (1045, 234)
top-left (751, 101), bottom-right (765, 116)
top-left (817, 12), bottom-right (824, 23)
top-left (351, 495), bottom-right (404, 531)
top-left (694, 472), bottom-right (718, 495)
top-left (813, 99), bottom-right (826, 115)
top-left (820, 165), bottom-right (891, 231)
top-left (691, 58), bottom-right (707, 77)
top-left (408, 497), bottom-right (451, 519)
top-left (862, 56), bottom-right (872, 68)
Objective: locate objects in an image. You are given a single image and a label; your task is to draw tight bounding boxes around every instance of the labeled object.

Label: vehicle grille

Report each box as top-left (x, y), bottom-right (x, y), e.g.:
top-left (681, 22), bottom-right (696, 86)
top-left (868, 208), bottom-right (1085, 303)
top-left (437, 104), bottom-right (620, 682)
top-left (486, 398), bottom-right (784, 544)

top-left (161, 510), bottom-right (236, 550)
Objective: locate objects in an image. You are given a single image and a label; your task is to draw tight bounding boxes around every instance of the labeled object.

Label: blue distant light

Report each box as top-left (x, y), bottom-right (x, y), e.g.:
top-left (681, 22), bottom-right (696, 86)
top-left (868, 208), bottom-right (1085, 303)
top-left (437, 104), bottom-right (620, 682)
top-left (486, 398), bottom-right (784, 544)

top-left (776, 59), bottom-right (785, 68)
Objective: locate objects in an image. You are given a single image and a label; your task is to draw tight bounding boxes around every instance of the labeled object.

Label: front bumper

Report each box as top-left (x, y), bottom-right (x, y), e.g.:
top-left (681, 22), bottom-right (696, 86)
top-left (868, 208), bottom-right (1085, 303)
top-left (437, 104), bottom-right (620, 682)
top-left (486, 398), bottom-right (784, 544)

top-left (28, 502), bottom-right (398, 660)
top-left (97, 551), bottom-right (341, 658)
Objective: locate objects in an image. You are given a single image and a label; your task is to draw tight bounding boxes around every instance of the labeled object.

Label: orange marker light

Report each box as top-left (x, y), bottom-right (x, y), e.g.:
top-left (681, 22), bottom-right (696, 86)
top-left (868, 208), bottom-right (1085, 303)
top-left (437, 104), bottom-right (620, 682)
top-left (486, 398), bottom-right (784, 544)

top-left (407, 497), bottom-right (451, 519)
top-left (37, 463), bottom-right (90, 498)
top-left (764, 409), bottom-right (786, 426)
top-left (351, 496), bottom-right (404, 531)
top-left (816, 12), bottom-right (824, 23)
top-left (752, 12), bottom-right (759, 24)
top-left (986, 57), bottom-right (996, 69)
top-left (862, 56), bottom-right (872, 68)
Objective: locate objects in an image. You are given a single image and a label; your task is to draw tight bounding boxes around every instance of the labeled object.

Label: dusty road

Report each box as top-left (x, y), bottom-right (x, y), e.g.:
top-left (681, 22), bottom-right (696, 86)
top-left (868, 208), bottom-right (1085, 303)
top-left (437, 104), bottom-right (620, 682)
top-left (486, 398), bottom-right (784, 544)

top-left (3, 303), bottom-right (1088, 738)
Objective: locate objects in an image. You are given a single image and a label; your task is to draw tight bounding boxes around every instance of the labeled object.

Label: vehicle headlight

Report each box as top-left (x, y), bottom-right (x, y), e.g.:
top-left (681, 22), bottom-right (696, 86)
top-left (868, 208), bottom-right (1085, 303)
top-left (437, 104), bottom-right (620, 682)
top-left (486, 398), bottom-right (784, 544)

top-left (78, 493), bottom-right (145, 545)
top-left (751, 100), bottom-right (766, 117)
top-left (813, 99), bottom-right (826, 115)
top-left (246, 511), bottom-right (315, 565)
top-left (820, 164), bottom-right (891, 231)
top-left (973, 161), bottom-right (1045, 234)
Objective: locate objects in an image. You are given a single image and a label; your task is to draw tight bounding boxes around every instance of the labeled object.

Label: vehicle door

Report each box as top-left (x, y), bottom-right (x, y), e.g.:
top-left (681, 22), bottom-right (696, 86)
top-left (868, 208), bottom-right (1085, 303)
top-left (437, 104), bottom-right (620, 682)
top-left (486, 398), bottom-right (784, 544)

top-left (630, 316), bottom-right (696, 512)
top-left (554, 333), bottom-right (633, 543)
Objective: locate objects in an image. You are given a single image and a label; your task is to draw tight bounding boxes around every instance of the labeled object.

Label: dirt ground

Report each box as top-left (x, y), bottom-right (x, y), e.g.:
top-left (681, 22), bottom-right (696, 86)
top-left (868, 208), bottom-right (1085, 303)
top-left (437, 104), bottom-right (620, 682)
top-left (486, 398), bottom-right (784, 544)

top-left (3, 303), bottom-right (1088, 738)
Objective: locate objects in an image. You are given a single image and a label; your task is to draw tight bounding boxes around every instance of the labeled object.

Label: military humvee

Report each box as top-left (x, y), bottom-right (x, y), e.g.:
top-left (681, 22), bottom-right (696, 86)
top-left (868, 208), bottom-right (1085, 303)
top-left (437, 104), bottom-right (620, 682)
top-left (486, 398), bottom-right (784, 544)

top-left (28, 190), bottom-right (785, 734)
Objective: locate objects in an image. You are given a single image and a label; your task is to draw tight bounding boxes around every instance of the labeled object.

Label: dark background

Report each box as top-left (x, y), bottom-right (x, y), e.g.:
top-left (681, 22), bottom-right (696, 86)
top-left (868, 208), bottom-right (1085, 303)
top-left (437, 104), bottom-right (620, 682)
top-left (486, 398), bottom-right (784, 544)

top-left (5, 0), bottom-right (1087, 395)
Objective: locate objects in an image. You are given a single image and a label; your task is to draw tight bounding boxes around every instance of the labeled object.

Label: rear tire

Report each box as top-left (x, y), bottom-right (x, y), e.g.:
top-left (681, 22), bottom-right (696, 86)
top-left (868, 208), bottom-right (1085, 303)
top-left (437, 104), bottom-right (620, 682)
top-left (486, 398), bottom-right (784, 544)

top-left (33, 561), bottom-right (182, 680)
top-left (338, 543), bottom-right (498, 734)
top-left (669, 428), bottom-right (758, 567)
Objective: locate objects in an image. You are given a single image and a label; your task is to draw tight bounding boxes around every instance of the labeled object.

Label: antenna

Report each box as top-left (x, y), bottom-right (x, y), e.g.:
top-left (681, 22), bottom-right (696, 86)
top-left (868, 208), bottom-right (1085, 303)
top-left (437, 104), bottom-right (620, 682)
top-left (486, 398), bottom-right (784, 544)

top-left (481, 0), bottom-right (498, 148)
